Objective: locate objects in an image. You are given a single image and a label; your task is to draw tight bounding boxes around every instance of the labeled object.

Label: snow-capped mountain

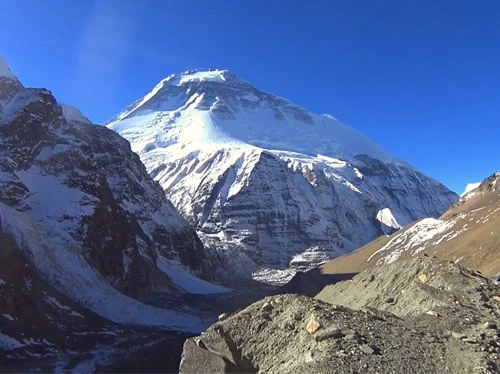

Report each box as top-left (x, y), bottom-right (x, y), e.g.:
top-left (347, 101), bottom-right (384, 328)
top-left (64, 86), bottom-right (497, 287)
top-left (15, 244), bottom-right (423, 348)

top-left (0, 58), bottom-right (227, 342)
top-left (107, 69), bottom-right (458, 282)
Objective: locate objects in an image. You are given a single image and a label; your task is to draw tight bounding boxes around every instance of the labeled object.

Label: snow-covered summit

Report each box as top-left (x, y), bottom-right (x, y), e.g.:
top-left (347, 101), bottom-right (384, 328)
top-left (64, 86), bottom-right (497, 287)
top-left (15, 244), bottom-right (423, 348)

top-left (107, 70), bottom-right (405, 165)
top-left (0, 57), bottom-right (15, 79)
top-left (170, 69), bottom-right (238, 86)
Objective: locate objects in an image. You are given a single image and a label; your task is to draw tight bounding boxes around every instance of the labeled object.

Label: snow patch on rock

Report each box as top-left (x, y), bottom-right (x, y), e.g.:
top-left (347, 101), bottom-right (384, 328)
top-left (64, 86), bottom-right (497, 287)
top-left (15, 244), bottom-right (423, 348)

top-left (60, 104), bottom-right (91, 124)
top-left (0, 333), bottom-right (24, 350)
top-left (44, 294), bottom-right (85, 318)
top-left (376, 208), bottom-right (402, 235)
top-left (1, 314), bottom-right (15, 321)
top-left (251, 267), bottom-right (297, 286)
top-left (156, 257), bottom-right (230, 294)
top-left (461, 182), bottom-right (481, 197)
top-left (368, 218), bottom-right (458, 264)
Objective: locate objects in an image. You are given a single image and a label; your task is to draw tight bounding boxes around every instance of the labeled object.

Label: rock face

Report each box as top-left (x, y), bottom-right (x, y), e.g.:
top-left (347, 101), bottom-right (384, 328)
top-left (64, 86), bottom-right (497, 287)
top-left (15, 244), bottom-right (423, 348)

top-left (317, 170), bottom-right (500, 278)
top-left (0, 59), bottom-right (225, 341)
top-left (0, 231), bottom-right (115, 363)
top-left (180, 256), bottom-right (500, 373)
top-left (107, 69), bottom-right (458, 283)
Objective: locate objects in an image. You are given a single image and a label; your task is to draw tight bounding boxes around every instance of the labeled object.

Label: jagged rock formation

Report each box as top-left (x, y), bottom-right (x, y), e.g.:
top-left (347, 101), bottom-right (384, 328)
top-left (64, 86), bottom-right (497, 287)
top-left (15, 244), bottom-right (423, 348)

top-left (0, 57), bottom-right (230, 364)
top-left (107, 69), bottom-right (458, 283)
top-left (317, 171), bottom-right (500, 278)
top-left (180, 256), bottom-right (500, 373)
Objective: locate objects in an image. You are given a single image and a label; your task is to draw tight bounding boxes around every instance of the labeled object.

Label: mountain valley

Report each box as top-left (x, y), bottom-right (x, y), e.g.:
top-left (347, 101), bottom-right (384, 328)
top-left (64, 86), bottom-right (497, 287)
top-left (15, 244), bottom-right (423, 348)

top-left (0, 59), bottom-right (249, 371)
top-left (0, 57), bottom-right (497, 373)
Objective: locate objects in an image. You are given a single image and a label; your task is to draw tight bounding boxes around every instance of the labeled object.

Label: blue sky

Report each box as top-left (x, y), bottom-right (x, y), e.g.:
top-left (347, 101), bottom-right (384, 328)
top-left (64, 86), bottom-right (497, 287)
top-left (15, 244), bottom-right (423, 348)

top-left (1, 0), bottom-right (498, 193)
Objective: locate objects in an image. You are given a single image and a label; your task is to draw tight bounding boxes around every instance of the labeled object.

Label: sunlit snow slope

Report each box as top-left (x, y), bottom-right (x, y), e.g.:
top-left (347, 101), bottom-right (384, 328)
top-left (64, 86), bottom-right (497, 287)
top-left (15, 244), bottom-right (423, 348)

top-left (107, 69), bottom-right (458, 284)
top-left (108, 70), bottom-right (401, 164)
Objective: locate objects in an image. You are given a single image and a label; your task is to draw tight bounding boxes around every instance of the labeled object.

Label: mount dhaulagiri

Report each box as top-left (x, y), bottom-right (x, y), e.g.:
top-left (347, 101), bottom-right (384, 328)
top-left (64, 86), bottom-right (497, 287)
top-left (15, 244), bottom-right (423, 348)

top-left (107, 69), bottom-right (458, 284)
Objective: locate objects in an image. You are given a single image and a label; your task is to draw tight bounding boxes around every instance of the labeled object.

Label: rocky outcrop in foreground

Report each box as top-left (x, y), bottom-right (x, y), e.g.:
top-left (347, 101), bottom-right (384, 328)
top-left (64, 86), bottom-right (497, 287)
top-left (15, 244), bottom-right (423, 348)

top-left (180, 256), bottom-right (500, 373)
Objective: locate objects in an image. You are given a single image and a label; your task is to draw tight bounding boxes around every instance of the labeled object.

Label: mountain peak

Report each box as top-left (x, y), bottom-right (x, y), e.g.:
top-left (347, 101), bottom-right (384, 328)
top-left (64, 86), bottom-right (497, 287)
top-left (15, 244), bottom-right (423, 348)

top-left (107, 68), bottom-right (408, 165)
top-left (158, 69), bottom-right (247, 88)
top-left (460, 171), bottom-right (500, 199)
top-left (106, 68), bottom-right (251, 123)
top-left (176, 69), bottom-right (233, 84)
top-left (0, 57), bottom-right (16, 79)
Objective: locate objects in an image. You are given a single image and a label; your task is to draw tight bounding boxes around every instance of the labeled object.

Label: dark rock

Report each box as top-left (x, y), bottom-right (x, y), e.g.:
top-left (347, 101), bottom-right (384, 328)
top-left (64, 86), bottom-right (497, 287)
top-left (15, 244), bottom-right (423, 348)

top-left (315, 329), bottom-right (344, 342)
top-left (463, 337), bottom-right (479, 344)
top-left (483, 321), bottom-right (498, 330)
top-left (180, 339), bottom-right (235, 373)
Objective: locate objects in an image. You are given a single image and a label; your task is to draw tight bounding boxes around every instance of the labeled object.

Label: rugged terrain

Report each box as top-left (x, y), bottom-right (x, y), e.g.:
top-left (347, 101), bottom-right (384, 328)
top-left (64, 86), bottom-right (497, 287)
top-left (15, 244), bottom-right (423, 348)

top-left (180, 256), bottom-right (500, 373)
top-left (2, 57), bottom-right (487, 373)
top-left (0, 58), bottom-right (236, 368)
top-left (316, 171), bottom-right (500, 278)
top-left (107, 69), bottom-right (457, 283)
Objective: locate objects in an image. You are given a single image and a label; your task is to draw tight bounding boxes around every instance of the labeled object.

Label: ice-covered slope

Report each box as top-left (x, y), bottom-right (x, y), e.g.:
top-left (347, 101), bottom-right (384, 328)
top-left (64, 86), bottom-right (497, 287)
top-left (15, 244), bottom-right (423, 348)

top-left (107, 69), bottom-right (458, 283)
top-left (108, 69), bottom-right (403, 164)
top-left (0, 60), bottom-right (226, 335)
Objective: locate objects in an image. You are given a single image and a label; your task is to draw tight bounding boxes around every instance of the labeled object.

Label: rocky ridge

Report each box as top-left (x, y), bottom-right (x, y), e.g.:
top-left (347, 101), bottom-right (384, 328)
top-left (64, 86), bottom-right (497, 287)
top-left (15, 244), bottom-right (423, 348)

top-left (180, 256), bottom-right (500, 373)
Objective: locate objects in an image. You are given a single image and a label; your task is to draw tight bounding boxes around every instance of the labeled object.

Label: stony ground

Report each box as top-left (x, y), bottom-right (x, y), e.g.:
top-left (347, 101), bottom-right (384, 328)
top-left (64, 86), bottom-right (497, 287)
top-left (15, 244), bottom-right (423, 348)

top-left (180, 256), bottom-right (500, 374)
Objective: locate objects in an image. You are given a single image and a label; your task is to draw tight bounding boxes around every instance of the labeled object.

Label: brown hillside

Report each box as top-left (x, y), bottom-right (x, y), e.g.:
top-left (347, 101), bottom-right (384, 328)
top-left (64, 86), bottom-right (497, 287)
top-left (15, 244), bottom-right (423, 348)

top-left (319, 172), bottom-right (500, 278)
